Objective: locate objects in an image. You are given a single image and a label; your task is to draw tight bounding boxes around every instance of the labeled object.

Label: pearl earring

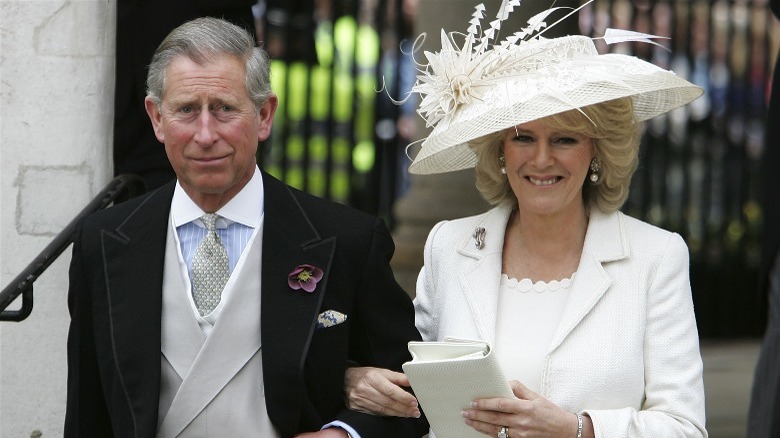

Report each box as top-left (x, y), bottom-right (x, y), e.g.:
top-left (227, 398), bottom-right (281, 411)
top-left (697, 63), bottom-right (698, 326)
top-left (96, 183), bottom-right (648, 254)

top-left (499, 153), bottom-right (506, 175)
top-left (589, 158), bottom-right (601, 183)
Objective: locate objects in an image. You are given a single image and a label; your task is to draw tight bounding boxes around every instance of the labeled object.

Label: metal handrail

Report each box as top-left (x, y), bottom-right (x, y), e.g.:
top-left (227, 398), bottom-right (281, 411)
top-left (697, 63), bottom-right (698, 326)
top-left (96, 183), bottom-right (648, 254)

top-left (0, 174), bottom-right (147, 322)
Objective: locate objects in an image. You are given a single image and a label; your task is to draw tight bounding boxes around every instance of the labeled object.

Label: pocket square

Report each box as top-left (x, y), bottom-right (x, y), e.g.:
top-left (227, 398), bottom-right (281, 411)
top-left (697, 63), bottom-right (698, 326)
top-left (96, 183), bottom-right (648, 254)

top-left (316, 310), bottom-right (348, 329)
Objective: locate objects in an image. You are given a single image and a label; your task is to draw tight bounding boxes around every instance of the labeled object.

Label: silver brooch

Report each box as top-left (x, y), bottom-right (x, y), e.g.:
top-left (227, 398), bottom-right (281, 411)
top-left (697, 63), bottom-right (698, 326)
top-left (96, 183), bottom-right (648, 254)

top-left (473, 227), bottom-right (486, 249)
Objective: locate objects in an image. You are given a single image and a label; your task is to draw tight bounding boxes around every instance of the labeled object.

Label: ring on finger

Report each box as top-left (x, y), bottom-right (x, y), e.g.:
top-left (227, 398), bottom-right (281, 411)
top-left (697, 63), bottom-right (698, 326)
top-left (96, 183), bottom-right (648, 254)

top-left (498, 426), bottom-right (509, 438)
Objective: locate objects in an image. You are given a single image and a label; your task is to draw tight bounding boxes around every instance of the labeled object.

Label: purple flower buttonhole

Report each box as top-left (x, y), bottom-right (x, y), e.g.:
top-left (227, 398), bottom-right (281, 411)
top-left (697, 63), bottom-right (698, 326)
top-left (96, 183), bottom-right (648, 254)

top-left (288, 264), bottom-right (324, 293)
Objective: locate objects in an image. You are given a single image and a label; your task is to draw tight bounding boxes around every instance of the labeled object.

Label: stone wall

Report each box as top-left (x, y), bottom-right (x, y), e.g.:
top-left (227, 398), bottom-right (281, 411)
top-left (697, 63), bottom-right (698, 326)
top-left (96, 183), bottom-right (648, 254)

top-left (0, 2), bottom-right (115, 436)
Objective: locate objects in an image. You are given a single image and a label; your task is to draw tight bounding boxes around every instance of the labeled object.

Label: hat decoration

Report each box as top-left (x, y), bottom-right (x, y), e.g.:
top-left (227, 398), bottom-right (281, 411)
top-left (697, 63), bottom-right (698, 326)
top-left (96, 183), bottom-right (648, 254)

top-left (406, 0), bottom-right (704, 175)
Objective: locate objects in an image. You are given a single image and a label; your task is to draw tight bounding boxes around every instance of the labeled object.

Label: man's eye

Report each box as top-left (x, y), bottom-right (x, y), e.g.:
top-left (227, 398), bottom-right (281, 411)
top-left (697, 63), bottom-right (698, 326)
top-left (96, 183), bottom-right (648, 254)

top-left (220, 105), bottom-right (234, 112)
top-left (180, 106), bottom-right (193, 114)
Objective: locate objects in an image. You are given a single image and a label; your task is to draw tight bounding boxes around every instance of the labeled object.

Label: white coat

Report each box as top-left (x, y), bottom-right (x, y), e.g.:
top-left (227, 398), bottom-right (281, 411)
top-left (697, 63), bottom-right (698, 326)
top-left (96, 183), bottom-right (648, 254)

top-left (414, 204), bottom-right (708, 437)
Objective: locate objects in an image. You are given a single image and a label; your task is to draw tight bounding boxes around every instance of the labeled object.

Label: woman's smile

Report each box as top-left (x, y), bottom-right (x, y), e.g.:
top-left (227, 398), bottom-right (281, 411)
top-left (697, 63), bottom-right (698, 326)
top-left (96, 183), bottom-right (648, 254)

top-left (526, 176), bottom-right (561, 186)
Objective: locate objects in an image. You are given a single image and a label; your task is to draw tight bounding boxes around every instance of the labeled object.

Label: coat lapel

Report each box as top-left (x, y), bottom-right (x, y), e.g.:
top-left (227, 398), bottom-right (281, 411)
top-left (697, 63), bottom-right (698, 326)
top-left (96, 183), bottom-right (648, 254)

top-left (548, 210), bottom-right (628, 352)
top-left (260, 173), bottom-right (335, 435)
top-left (101, 183), bottom-right (175, 432)
top-left (458, 205), bottom-right (513, 344)
top-left (455, 206), bottom-right (628, 351)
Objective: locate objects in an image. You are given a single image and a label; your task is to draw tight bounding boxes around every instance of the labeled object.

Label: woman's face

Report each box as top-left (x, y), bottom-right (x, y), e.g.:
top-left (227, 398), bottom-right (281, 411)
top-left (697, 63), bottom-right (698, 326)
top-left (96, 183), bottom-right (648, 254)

top-left (502, 118), bottom-right (594, 219)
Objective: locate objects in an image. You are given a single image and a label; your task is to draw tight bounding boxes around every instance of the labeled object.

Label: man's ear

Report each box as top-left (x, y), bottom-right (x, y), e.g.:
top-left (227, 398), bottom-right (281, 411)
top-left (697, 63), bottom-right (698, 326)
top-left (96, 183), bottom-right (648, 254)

top-left (256, 94), bottom-right (278, 142)
top-left (144, 96), bottom-right (166, 143)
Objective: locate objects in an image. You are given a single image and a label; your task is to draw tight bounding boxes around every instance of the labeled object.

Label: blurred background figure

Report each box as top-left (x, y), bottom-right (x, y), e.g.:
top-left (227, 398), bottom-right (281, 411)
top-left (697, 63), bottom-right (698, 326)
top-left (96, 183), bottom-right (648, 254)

top-left (747, 0), bottom-right (780, 435)
top-left (254, 0), bottom-right (317, 62)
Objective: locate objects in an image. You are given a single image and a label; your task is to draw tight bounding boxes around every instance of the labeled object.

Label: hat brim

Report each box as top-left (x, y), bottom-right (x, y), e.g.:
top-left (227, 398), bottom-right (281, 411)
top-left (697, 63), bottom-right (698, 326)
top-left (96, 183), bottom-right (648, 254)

top-left (408, 51), bottom-right (703, 175)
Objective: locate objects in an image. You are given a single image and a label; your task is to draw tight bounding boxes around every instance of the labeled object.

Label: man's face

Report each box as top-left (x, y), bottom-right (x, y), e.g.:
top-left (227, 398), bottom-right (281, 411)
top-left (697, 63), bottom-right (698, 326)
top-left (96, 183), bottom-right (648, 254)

top-left (145, 54), bottom-right (277, 210)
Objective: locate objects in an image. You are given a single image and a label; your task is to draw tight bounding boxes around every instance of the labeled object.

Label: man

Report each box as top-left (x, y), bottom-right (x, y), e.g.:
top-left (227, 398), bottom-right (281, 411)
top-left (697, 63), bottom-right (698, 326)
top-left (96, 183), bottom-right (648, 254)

top-left (65, 17), bottom-right (425, 437)
top-left (747, 0), bottom-right (780, 435)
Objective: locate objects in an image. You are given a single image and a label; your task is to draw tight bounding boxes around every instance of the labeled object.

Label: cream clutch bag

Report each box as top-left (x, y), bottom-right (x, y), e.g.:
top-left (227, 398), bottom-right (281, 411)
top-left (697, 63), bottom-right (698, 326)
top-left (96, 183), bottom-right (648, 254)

top-left (402, 339), bottom-right (515, 438)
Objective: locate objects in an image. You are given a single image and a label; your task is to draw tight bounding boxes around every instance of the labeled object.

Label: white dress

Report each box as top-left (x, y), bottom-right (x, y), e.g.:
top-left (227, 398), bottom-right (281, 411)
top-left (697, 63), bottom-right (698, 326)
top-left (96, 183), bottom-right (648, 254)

top-left (494, 273), bottom-right (575, 393)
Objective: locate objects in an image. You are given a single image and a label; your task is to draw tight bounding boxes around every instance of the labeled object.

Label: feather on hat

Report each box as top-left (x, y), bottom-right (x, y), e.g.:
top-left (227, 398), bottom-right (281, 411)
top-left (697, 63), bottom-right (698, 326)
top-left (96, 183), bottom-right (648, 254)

top-left (406, 0), bottom-right (703, 175)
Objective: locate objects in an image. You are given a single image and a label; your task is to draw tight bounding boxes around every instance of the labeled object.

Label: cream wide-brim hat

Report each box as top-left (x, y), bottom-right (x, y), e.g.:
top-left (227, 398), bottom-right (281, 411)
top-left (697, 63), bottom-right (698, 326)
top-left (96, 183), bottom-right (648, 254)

top-left (408, 34), bottom-right (703, 175)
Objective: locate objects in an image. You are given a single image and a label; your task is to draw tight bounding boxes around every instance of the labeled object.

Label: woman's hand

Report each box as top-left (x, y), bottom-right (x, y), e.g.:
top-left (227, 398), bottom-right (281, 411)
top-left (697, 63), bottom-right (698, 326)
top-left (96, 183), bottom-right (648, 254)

top-left (344, 366), bottom-right (421, 418)
top-left (462, 380), bottom-right (592, 437)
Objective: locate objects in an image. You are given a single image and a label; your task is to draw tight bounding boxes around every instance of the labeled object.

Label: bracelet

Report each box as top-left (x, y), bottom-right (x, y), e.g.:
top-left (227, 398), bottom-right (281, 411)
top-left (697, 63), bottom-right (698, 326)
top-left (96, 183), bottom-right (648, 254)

top-left (575, 412), bottom-right (583, 438)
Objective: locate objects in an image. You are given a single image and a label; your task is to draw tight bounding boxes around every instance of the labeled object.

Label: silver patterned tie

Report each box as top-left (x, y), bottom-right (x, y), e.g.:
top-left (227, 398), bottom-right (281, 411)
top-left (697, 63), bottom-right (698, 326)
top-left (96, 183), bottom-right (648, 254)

top-left (191, 213), bottom-right (229, 316)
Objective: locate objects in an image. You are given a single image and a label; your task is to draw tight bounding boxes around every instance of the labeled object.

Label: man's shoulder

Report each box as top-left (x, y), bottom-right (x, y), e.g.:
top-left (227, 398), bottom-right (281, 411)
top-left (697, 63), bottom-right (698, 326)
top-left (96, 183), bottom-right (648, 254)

top-left (264, 172), bottom-right (377, 226)
top-left (82, 182), bottom-right (174, 228)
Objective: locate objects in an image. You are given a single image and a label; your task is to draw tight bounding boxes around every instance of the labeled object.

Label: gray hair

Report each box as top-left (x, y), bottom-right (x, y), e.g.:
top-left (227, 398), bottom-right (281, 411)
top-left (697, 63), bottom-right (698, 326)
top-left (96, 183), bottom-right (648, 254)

top-left (146, 17), bottom-right (271, 109)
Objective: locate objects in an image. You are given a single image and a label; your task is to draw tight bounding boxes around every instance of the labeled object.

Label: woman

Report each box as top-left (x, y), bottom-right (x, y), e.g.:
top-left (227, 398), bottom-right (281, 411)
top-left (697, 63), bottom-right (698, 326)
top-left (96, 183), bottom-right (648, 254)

top-left (345, 2), bottom-right (708, 437)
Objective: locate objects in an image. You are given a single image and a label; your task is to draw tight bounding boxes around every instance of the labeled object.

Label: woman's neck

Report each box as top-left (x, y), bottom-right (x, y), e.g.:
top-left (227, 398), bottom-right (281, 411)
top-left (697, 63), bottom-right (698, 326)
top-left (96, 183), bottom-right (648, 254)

top-left (502, 205), bottom-right (589, 282)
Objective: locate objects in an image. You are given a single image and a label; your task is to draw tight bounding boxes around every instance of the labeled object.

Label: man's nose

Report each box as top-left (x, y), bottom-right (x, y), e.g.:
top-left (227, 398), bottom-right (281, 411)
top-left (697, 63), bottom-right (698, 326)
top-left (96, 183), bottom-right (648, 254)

top-left (194, 111), bottom-right (218, 145)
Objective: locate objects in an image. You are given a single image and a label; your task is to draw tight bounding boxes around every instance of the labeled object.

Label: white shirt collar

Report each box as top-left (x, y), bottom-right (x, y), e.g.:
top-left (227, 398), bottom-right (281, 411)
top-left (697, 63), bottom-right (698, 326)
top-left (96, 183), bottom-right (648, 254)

top-left (171, 165), bottom-right (264, 228)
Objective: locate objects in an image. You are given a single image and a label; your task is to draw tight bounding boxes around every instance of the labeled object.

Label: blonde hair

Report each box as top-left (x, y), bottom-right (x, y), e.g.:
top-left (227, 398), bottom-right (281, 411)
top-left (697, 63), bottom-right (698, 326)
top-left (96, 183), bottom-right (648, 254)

top-left (471, 97), bottom-right (641, 213)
